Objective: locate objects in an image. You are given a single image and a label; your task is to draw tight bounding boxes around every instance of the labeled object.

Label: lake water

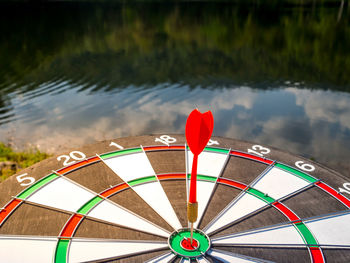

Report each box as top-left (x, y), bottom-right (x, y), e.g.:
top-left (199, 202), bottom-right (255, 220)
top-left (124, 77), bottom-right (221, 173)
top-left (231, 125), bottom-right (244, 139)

top-left (0, 2), bottom-right (349, 176)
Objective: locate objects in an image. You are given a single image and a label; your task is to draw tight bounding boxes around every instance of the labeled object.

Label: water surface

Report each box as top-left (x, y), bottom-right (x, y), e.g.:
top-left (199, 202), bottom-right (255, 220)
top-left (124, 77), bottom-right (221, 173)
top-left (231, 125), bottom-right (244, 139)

top-left (0, 2), bottom-right (349, 176)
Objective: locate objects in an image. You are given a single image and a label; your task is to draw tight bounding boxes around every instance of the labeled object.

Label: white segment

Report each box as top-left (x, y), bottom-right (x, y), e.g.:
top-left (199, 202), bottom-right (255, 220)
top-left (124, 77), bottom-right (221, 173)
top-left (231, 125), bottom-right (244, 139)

top-left (87, 200), bottom-right (169, 238)
top-left (146, 252), bottom-right (175, 263)
top-left (205, 193), bottom-right (267, 234)
top-left (69, 238), bottom-right (168, 263)
top-left (187, 150), bottom-right (228, 227)
top-left (195, 181), bottom-right (216, 228)
top-left (0, 236), bottom-right (56, 263)
top-left (22, 174), bottom-right (169, 238)
top-left (252, 167), bottom-right (310, 200)
top-left (27, 177), bottom-right (95, 212)
top-left (197, 256), bottom-right (211, 263)
top-left (103, 152), bottom-right (154, 181)
top-left (305, 212), bottom-right (350, 247)
top-left (132, 182), bottom-right (182, 229)
top-left (212, 224), bottom-right (304, 246)
top-left (180, 258), bottom-right (191, 263)
top-left (103, 152), bottom-right (182, 230)
top-left (188, 151), bottom-right (228, 178)
top-left (208, 249), bottom-right (272, 263)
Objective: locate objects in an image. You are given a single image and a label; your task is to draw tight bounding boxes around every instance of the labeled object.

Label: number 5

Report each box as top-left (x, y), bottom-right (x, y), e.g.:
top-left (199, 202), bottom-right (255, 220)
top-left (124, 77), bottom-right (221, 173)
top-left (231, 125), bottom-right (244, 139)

top-left (16, 173), bottom-right (35, 186)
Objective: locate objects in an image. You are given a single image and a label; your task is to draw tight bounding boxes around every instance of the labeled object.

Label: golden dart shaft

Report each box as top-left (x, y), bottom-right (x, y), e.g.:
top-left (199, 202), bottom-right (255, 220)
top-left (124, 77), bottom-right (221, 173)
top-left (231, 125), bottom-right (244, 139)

top-left (187, 201), bottom-right (198, 223)
top-left (187, 201), bottom-right (198, 245)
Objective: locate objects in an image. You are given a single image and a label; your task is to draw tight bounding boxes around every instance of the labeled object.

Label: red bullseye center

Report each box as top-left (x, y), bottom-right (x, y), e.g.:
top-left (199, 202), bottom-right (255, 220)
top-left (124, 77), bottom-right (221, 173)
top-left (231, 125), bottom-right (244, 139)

top-left (180, 238), bottom-right (199, 251)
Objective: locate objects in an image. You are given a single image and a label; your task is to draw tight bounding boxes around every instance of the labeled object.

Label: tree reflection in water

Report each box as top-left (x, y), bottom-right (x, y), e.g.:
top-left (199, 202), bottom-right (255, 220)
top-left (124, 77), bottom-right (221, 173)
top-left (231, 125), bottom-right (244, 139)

top-left (0, 2), bottom-right (349, 175)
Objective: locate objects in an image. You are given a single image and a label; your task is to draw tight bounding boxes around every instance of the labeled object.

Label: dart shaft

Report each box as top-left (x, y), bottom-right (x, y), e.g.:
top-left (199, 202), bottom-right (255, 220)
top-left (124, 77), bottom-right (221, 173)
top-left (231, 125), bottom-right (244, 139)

top-left (188, 153), bottom-right (198, 224)
top-left (189, 154), bottom-right (198, 203)
top-left (187, 201), bottom-right (198, 223)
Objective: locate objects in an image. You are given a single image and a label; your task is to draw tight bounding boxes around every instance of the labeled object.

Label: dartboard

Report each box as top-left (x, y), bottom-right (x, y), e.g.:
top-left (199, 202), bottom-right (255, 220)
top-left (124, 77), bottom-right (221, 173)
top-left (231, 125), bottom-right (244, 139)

top-left (1, 135), bottom-right (350, 263)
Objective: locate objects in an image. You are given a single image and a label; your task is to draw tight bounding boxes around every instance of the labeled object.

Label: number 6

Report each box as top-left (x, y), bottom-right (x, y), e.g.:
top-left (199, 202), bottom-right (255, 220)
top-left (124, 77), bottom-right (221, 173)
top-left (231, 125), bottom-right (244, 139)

top-left (16, 173), bottom-right (35, 186)
top-left (295, 161), bottom-right (315, 172)
top-left (339, 183), bottom-right (350, 195)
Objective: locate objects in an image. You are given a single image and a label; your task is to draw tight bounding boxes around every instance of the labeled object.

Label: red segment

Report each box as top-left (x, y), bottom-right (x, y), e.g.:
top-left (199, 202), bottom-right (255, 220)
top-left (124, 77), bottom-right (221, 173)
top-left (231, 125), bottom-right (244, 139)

top-left (157, 174), bottom-right (186, 180)
top-left (316, 182), bottom-right (350, 208)
top-left (143, 145), bottom-right (185, 151)
top-left (100, 183), bottom-right (128, 198)
top-left (309, 247), bottom-right (325, 263)
top-left (60, 214), bottom-right (83, 237)
top-left (272, 202), bottom-right (300, 222)
top-left (217, 178), bottom-right (247, 190)
top-left (230, 150), bottom-right (273, 165)
top-left (0, 199), bottom-right (21, 225)
top-left (57, 156), bottom-right (100, 174)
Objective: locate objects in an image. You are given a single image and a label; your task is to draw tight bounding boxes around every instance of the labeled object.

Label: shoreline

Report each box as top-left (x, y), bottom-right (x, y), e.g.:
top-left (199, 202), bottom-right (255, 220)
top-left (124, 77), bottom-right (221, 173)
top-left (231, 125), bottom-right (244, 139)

top-left (1, 138), bottom-right (349, 182)
top-left (0, 142), bottom-right (51, 182)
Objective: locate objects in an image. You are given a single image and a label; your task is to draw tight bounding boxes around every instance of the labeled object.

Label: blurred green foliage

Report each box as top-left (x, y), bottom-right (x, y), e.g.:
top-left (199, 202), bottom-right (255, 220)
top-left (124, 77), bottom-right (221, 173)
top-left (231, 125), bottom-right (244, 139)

top-left (0, 143), bottom-right (50, 181)
top-left (0, 1), bottom-right (349, 94)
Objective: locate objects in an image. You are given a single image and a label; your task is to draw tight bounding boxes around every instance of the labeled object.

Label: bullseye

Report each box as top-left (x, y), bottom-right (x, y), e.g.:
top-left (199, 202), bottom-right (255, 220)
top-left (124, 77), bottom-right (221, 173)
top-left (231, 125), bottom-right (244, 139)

top-left (180, 238), bottom-right (199, 251)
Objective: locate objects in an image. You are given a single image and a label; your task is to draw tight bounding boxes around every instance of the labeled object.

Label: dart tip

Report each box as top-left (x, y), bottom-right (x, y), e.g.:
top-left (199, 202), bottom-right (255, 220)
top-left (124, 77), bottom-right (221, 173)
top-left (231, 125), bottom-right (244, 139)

top-left (190, 222), bottom-right (194, 245)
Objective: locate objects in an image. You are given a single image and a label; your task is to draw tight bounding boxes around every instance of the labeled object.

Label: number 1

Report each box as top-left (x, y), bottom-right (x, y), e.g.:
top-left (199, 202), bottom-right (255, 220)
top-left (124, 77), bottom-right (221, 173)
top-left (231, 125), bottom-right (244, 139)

top-left (110, 142), bottom-right (124, 150)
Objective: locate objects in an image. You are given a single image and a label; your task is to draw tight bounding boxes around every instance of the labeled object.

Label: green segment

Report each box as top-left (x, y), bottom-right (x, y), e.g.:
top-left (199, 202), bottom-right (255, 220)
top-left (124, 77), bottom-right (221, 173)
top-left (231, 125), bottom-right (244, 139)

top-left (275, 163), bottom-right (317, 183)
top-left (100, 148), bottom-right (142, 159)
top-left (169, 229), bottom-right (210, 257)
top-left (204, 147), bottom-right (230, 154)
top-left (17, 173), bottom-right (58, 199)
top-left (198, 174), bottom-right (217, 182)
top-left (128, 175), bottom-right (157, 186)
top-left (55, 239), bottom-right (70, 263)
top-left (295, 223), bottom-right (318, 246)
top-left (187, 174), bottom-right (217, 182)
top-left (77, 196), bottom-right (103, 215)
top-left (247, 188), bottom-right (275, 203)
top-left (186, 146), bottom-right (229, 154)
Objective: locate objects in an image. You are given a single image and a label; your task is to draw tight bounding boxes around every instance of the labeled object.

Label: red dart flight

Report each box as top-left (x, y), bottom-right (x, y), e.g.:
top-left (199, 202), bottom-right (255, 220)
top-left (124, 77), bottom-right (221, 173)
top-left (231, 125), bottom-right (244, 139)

top-left (185, 109), bottom-right (214, 243)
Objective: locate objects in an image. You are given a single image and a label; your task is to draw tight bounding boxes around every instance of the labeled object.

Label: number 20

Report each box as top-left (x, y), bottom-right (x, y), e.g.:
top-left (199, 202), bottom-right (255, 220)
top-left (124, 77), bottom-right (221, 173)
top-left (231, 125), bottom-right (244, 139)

top-left (57, 151), bottom-right (86, 166)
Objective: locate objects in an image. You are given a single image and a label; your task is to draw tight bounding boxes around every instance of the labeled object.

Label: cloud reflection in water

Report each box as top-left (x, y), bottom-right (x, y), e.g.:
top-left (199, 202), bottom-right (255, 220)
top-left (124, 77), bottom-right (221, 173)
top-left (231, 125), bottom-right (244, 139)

top-left (1, 84), bottom-right (350, 176)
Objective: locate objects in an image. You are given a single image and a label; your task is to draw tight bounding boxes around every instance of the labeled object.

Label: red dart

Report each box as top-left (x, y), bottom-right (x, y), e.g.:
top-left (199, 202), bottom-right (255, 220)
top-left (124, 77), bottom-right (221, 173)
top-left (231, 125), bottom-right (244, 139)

top-left (185, 109), bottom-right (214, 243)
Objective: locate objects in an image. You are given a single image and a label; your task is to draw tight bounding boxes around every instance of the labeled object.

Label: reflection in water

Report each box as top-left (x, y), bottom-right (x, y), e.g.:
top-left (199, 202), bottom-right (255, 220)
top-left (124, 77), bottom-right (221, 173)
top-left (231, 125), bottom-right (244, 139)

top-left (1, 84), bottom-right (350, 177)
top-left (1, 2), bottom-right (349, 95)
top-left (0, 2), bottom-right (349, 176)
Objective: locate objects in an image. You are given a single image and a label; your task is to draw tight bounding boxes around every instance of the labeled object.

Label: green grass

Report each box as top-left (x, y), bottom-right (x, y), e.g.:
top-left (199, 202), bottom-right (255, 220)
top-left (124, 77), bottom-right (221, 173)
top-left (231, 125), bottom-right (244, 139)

top-left (0, 142), bottom-right (51, 182)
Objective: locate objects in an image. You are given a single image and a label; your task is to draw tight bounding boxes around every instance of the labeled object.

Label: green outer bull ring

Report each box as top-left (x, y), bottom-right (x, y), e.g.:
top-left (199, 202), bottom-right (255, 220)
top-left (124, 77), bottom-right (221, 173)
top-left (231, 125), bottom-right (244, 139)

top-left (168, 228), bottom-right (211, 258)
